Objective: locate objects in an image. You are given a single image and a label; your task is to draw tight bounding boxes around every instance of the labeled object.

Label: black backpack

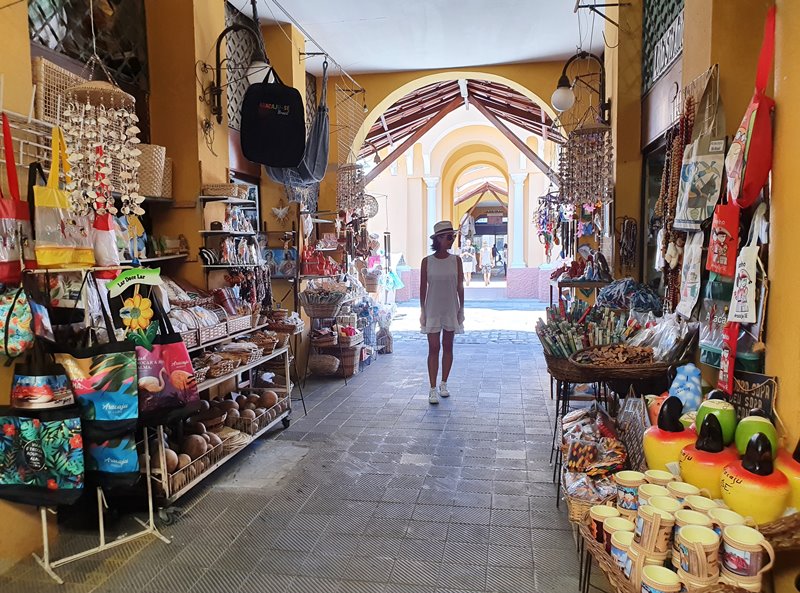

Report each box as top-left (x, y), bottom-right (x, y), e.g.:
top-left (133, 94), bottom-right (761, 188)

top-left (240, 67), bottom-right (306, 167)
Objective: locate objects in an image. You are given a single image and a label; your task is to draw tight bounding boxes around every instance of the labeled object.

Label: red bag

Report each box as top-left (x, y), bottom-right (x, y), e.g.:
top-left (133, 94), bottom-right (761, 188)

top-left (0, 113), bottom-right (36, 283)
top-left (705, 194), bottom-right (740, 277)
top-left (725, 6), bottom-right (776, 208)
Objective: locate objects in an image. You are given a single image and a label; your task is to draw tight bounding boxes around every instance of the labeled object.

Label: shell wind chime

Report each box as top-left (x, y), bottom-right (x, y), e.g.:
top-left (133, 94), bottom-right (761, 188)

top-left (559, 124), bottom-right (614, 207)
top-left (63, 80), bottom-right (143, 218)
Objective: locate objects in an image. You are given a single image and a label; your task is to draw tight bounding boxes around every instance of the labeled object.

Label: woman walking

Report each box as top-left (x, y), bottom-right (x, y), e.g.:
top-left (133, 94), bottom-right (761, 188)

top-left (460, 238), bottom-right (475, 287)
top-left (480, 239), bottom-right (493, 286)
top-left (420, 221), bottom-right (465, 404)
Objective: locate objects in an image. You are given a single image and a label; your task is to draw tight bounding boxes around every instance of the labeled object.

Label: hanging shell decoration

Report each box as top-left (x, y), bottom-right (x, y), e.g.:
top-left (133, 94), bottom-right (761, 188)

top-left (558, 124), bottom-right (614, 207)
top-left (62, 81), bottom-right (145, 218)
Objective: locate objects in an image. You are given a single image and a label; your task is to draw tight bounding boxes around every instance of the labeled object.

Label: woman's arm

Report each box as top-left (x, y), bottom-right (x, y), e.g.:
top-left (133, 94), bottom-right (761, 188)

top-left (419, 257), bottom-right (428, 324)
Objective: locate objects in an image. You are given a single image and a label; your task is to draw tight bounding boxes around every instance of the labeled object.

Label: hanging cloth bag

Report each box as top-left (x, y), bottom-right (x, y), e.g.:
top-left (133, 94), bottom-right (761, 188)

top-left (240, 67), bottom-right (306, 167)
top-left (725, 6), bottom-right (776, 208)
top-left (0, 286), bottom-right (34, 360)
top-left (0, 113), bottom-right (36, 283)
top-left (675, 231), bottom-right (705, 319)
top-left (0, 405), bottom-right (84, 507)
top-left (133, 293), bottom-right (200, 423)
top-left (32, 127), bottom-right (95, 268)
top-left (728, 203), bottom-right (767, 324)
top-left (674, 70), bottom-right (726, 231)
top-left (11, 338), bottom-right (75, 409)
top-left (266, 60), bottom-right (330, 185)
top-left (705, 193), bottom-right (740, 278)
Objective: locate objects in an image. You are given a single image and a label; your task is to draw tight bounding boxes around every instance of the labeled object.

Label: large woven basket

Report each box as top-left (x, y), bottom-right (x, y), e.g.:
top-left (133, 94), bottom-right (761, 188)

top-left (33, 57), bottom-right (86, 124)
top-left (338, 346), bottom-right (362, 377)
top-left (309, 354), bottom-right (340, 376)
top-left (759, 511), bottom-right (800, 551)
top-left (202, 183), bottom-right (239, 197)
top-left (160, 156), bottom-right (173, 199)
top-left (301, 300), bottom-right (344, 319)
top-left (138, 144), bottom-right (166, 197)
top-left (544, 353), bottom-right (591, 383)
top-left (568, 345), bottom-right (673, 382)
top-left (339, 331), bottom-right (364, 348)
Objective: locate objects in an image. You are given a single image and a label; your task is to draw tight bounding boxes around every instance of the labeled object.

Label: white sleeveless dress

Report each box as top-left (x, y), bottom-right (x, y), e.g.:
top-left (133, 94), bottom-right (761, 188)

top-left (421, 254), bottom-right (463, 334)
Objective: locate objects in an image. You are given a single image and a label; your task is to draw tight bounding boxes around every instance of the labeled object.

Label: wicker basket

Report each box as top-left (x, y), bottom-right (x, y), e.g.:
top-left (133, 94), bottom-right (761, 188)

top-left (309, 354), bottom-right (340, 376)
top-left (267, 321), bottom-right (301, 334)
top-left (193, 366), bottom-right (209, 385)
top-left (271, 309), bottom-right (290, 321)
top-left (275, 333), bottom-right (291, 349)
top-left (138, 144), bottom-right (166, 197)
top-left (33, 57), bottom-right (87, 124)
top-left (160, 157), bottom-right (173, 199)
top-left (544, 353), bottom-right (591, 383)
top-left (569, 346), bottom-right (673, 382)
top-left (301, 300), bottom-right (344, 319)
top-left (760, 511), bottom-right (800, 551)
top-left (338, 346), bottom-right (362, 377)
top-left (228, 314), bottom-right (252, 334)
top-left (311, 333), bottom-right (338, 348)
top-left (339, 331), bottom-right (364, 348)
top-left (364, 275), bottom-right (380, 292)
top-left (180, 328), bottom-right (199, 350)
top-left (208, 359), bottom-right (238, 378)
top-left (198, 305), bottom-right (229, 343)
top-left (202, 183), bottom-right (239, 197)
top-left (203, 412), bottom-right (227, 433)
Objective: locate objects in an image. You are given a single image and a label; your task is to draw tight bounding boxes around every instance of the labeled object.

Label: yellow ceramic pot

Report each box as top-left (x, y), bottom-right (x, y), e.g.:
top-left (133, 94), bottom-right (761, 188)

top-left (679, 443), bottom-right (740, 499)
top-left (644, 396), bottom-right (697, 472)
top-left (721, 461), bottom-right (790, 525)
top-left (774, 442), bottom-right (800, 510)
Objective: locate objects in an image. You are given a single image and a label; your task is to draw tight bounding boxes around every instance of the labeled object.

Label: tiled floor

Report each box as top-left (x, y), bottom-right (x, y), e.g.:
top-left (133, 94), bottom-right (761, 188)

top-left (0, 331), bottom-right (601, 593)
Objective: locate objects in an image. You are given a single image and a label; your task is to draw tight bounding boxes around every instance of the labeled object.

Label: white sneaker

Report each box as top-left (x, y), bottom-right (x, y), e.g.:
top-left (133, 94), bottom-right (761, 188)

top-left (428, 388), bottom-right (439, 404)
top-left (439, 382), bottom-right (450, 398)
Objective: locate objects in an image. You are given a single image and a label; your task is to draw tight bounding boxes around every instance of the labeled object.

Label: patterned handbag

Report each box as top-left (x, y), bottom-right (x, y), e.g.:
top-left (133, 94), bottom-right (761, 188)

top-left (0, 286), bottom-right (34, 359)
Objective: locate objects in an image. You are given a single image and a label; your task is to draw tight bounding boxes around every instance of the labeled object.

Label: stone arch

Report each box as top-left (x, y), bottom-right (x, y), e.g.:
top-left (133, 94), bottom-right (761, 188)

top-left (438, 143), bottom-right (509, 223)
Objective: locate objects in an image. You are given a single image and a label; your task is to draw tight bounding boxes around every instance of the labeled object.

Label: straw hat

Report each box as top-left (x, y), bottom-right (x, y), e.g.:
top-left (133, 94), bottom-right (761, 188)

top-left (430, 220), bottom-right (457, 239)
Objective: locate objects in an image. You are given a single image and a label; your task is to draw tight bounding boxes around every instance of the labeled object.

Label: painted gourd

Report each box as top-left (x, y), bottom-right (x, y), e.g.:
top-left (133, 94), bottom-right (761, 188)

top-left (721, 433), bottom-right (790, 525)
top-left (694, 391), bottom-right (737, 446)
top-left (774, 439), bottom-right (800, 510)
top-left (679, 414), bottom-right (739, 499)
top-left (644, 396), bottom-right (696, 472)
top-left (734, 408), bottom-right (778, 458)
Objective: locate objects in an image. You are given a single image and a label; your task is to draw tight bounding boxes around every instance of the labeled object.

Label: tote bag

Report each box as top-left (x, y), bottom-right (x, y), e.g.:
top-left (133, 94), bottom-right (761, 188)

top-left (11, 339), bottom-right (75, 410)
top-left (0, 113), bottom-right (36, 284)
top-left (676, 231), bottom-right (704, 319)
top-left (729, 203), bottom-right (767, 324)
top-left (705, 195), bottom-right (740, 278)
top-left (240, 67), bottom-right (306, 167)
top-left (135, 296), bottom-right (200, 423)
top-left (674, 71), bottom-right (726, 231)
top-left (0, 405), bottom-right (84, 507)
top-left (725, 6), bottom-right (776, 208)
top-left (0, 286), bottom-right (34, 359)
top-left (32, 127), bottom-right (94, 268)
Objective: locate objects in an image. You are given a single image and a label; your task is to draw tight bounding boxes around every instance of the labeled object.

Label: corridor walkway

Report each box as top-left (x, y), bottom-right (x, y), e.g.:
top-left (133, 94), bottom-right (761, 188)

top-left (1, 336), bottom-right (591, 593)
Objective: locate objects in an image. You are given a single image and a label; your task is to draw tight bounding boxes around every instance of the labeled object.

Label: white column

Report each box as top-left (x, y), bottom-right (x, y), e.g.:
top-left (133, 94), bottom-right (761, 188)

top-left (424, 176), bottom-right (440, 251)
top-left (510, 173), bottom-right (527, 268)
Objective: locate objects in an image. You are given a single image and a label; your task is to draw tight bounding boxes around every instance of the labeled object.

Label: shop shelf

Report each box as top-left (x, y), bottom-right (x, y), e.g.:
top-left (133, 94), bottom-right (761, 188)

top-left (121, 253), bottom-right (188, 265)
top-left (195, 346), bottom-right (290, 392)
top-left (202, 264), bottom-right (261, 269)
top-left (186, 322), bottom-right (271, 353)
top-left (199, 196), bottom-right (256, 206)
top-left (199, 230), bottom-right (257, 236)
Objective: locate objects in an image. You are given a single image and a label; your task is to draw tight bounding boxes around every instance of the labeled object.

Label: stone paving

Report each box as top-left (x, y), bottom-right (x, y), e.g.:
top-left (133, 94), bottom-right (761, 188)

top-left (0, 315), bottom-right (608, 593)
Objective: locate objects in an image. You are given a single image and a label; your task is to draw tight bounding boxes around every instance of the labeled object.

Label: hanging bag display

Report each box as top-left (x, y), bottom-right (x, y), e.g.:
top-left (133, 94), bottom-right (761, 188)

top-left (674, 70), bottom-right (726, 231)
top-left (676, 231), bottom-right (705, 319)
top-left (32, 127), bottom-right (95, 268)
top-left (705, 194), bottom-right (740, 277)
top-left (133, 293), bottom-right (200, 423)
top-left (725, 6), bottom-right (776, 208)
top-left (729, 203), bottom-right (767, 324)
top-left (0, 405), bottom-right (84, 507)
top-left (0, 286), bottom-right (34, 359)
top-left (11, 339), bottom-right (75, 409)
top-left (240, 67), bottom-right (306, 167)
top-left (0, 113), bottom-right (36, 284)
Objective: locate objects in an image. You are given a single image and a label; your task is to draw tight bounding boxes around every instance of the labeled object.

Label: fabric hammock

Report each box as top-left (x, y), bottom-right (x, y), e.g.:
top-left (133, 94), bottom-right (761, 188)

top-left (266, 61), bottom-right (329, 186)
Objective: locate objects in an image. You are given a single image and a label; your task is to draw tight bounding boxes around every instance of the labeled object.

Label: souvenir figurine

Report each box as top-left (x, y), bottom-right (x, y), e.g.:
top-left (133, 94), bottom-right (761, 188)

top-left (695, 392), bottom-right (738, 445)
top-left (735, 409), bottom-right (778, 458)
top-left (774, 439), bottom-right (800, 510)
top-left (680, 415), bottom-right (739, 498)
top-left (644, 396), bottom-right (697, 472)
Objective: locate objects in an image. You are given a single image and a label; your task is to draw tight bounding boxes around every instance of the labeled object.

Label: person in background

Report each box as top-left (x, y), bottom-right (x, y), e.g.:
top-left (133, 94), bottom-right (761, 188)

top-left (420, 221), bottom-right (464, 404)
top-left (480, 239), bottom-right (493, 286)
top-left (492, 243), bottom-right (498, 264)
top-left (502, 242), bottom-right (508, 276)
top-left (460, 238), bottom-right (475, 287)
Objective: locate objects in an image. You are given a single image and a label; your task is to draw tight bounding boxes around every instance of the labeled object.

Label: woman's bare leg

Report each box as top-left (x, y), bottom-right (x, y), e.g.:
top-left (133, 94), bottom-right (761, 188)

top-left (427, 332), bottom-right (441, 388)
top-left (441, 330), bottom-right (455, 382)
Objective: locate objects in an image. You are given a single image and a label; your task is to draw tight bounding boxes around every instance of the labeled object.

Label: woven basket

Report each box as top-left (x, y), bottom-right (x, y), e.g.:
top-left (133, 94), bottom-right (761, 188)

top-left (271, 309), bottom-right (290, 321)
top-left (275, 333), bottom-right (291, 349)
top-left (138, 144), bottom-right (166, 197)
top-left (301, 301), bottom-right (344, 319)
top-left (364, 276), bottom-right (380, 292)
top-left (180, 328), bottom-right (199, 350)
top-left (228, 314), bottom-right (252, 334)
top-left (339, 332), bottom-right (364, 348)
top-left (193, 366), bottom-right (209, 384)
top-left (160, 157), bottom-right (173, 198)
top-left (203, 412), bottom-right (227, 433)
top-left (338, 346), bottom-right (362, 377)
top-left (309, 354), bottom-right (340, 376)
top-left (198, 305), bottom-right (229, 343)
top-left (202, 183), bottom-right (239, 197)
top-left (311, 334), bottom-right (337, 348)
top-left (544, 353), bottom-right (591, 383)
top-left (266, 321), bottom-right (300, 334)
top-left (760, 511), bottom-right (800, 551)
top-left (569, 345), bottom-right (673, 382)
top-left (33, 57), bottom-right (87, 124)
top-left (208, 359), bottom-right (238, 378)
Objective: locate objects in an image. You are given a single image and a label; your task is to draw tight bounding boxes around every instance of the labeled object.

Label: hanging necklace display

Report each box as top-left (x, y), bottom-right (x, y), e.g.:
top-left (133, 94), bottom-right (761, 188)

top-left (336, 163), bottom-right (366, 212)
top-left (61, 0), bottom-right (143, 220)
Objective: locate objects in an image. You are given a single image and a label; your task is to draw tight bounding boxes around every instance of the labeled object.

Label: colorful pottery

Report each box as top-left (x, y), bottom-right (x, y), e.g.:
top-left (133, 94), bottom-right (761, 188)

top-left (644, 397), bottom-right (696, 472)
top-left (589, 504), bottom-right (620, 543)
top-left (641, 565), bottom-right (683, 593)
top-left (676, 524), bottom-right (720, 580)
top-left (646, 392), bottom-right (669, 426)
top-left (679, 414), bottom-right (740, 498)
top-left (694, 393), bottom-right (738, 445)
top-left (644, 469), bottom-right (675, 486)
top-left (610, 530), bottom-right (634, 571)
top-left (707, 507), bottom-right (753, 536)
top-left (638, 483), bottom-right (670, 508)
top-left (603, 516), bottom-right (635, 555)
top-left (721, 433), bottom-right (790, 525)
top-left (734, 409), bottom-right (778, 457)
top-left (614, 470), bottom-right (646, 516)
top-left (666, 481), bottom-right (701, 503)
top-left (668, 363), bottom-right (703, 412)
top-left (671, 509), bottom-right (713, 569)
top-left (774, 438), bottom-right (800, 510)
top-left (721, 524), bottom-right (775, 589)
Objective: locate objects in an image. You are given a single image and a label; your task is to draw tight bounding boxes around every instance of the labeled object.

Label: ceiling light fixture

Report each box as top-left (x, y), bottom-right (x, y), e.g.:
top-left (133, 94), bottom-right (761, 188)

top-left (551, 50), bottom-right (611, 124)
